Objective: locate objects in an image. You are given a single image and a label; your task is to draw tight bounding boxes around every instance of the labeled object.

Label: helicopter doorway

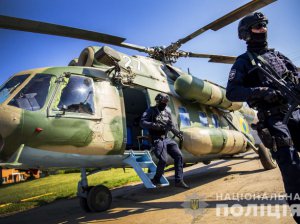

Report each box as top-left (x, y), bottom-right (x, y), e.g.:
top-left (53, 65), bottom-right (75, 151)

top-left (123, 87), bottom-right (149, 150)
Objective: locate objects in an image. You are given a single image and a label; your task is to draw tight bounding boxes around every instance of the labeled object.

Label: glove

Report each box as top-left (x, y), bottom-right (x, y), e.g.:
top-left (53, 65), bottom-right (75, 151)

top-left (178, 131), bottom-right (184, 141)
top-left (263, 89), bottom-right (285, 104)
top-left (151, 122), bottom-right (165, 131)
top-left (253, 87), bottom-right (285, 104)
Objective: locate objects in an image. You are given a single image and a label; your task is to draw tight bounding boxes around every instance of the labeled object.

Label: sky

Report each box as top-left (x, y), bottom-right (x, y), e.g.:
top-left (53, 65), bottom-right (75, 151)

top-left (0, 0), bottom-right (299, 87)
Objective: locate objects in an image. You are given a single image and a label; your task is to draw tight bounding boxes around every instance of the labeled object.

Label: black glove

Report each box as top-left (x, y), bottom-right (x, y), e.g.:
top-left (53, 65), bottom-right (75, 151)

top-left (151, 122), bottom-right (165, 131)
top-left (178, 131), bottom-right (184, 141)
top-left (253, 87), bottom-right (285, 104)
top-left (263, 89), bottom-right (285, 104)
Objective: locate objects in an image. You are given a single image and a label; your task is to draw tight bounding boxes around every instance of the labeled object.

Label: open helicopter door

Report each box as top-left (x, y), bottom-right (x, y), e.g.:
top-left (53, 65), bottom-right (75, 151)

top-left (122, 87), bottom-right (170, 188)
top-left (122, 87), bottom-right (149, 150)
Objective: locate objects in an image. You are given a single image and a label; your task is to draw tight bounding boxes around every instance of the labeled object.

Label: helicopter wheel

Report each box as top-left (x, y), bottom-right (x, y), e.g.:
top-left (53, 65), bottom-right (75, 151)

top-left (257, 143), bottom-right (277, 170)
top-left (87, 185), bottom-right (112, 212)
top-left (79, 186), bottom-right (94, 212)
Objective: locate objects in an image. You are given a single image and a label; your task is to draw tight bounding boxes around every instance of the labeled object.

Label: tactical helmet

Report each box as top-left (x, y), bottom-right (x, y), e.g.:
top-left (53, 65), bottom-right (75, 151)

top-left (155, 93), bottom-right (169, 104)
top-left (238, 12), bottom-right (268, 41)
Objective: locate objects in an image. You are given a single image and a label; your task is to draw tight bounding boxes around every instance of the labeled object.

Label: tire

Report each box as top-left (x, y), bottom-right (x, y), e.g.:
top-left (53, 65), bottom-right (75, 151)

top-left (87, 185), bottom-right (112, 212)
top-left (258, 143), bottom-right (277, 170)
top-left (78, 186), bottom-right (93, 212)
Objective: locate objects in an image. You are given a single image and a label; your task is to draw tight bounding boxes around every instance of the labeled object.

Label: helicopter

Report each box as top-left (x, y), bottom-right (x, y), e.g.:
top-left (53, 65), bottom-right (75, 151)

top-left (0, 0), bottom-right (284, 213)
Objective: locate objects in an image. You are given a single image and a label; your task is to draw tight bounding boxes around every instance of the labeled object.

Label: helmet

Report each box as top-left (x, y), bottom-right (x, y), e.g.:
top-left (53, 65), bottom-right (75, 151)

top-left (238, 12), bottom-right (268, 41)
top-left (155, 93), bottom-right (169, 104)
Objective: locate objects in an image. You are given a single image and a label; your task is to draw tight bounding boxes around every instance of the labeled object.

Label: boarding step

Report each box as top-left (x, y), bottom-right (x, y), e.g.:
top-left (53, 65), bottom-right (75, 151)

top-left (123, 150), bottom-right (169, 188)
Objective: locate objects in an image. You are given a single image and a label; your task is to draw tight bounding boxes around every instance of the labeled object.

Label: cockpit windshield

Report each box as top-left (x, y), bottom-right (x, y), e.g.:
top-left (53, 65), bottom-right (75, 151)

top-left (8, 74), bottom-right (53, 111)
top-left (0, 74), bottom-right (30, 104)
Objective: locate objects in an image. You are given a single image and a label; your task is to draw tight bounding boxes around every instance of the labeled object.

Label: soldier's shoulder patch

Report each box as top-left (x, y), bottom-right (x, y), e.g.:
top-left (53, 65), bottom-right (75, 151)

top-left (228, 69), bottom-right (236, 81)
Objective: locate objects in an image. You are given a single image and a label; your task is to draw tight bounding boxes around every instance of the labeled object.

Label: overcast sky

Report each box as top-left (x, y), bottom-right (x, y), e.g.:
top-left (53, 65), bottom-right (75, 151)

top-left (0, 0), bottom-right (299, 86)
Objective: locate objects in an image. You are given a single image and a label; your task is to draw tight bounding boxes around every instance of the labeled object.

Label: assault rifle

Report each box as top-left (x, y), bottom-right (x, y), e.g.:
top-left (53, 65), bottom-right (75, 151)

top-left (156, 114), bottom-right (184, 148)
top-left (248, 52), bottom-right (300, 124)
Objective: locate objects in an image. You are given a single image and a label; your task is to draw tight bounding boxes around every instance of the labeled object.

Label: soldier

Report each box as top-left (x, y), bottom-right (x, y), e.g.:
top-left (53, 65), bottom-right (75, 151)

top-left (140, 93), bottom-right (189, 189)
top-left (226, 12), bottom-right (300, 223)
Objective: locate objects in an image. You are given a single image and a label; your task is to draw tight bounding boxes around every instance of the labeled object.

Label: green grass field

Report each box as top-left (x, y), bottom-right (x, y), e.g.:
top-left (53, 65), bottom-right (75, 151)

top-left (0, 168), bottom-right (140, 216)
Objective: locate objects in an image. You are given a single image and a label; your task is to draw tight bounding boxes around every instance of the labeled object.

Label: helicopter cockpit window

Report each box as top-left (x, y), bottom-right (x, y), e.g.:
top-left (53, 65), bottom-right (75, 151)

top-left (54, 76), bottom-right (95, 115)
top-left (8, 74), bottom-right (52, 111)
top-left (199, 111), bottom-right (209, 127)
top-left (178, 107), bottom-right (191, 127)
top-left (212, 114), bottom-right (220, 128)
top-left (0, 74), bottom-right (30, 104)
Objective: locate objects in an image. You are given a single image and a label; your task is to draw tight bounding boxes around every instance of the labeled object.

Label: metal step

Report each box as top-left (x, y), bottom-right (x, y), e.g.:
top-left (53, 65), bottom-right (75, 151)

top-left (123, 150), bottom-right (169, 188)
top-left (138, 161), bottom-right (155, 168)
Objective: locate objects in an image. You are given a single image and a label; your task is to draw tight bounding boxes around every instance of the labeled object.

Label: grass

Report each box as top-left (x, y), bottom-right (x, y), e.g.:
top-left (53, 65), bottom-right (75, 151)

top-left (0, 168), bottom-right (141, 216)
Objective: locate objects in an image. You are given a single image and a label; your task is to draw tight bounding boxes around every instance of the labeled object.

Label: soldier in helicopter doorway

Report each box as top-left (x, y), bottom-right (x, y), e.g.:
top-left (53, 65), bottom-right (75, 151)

top-left (140, 93), bottom-right (189, 189)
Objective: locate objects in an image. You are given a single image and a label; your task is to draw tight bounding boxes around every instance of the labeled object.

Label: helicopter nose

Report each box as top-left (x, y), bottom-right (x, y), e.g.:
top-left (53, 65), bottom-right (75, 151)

top-left (0, 105), bottom-right (22, 161)
top-left (0, 105), bottom-right (21, 135)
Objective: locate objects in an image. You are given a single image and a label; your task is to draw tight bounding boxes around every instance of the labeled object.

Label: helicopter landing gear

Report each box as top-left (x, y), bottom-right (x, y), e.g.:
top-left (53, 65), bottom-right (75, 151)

top-left (79, 186), bottom-right (93, 212)
top-left (87, 185), bottom-right (112, 212)
top-left (77, 168), bottom-right (112, 212)
top-left (257, 143), bottom-right (277, 170)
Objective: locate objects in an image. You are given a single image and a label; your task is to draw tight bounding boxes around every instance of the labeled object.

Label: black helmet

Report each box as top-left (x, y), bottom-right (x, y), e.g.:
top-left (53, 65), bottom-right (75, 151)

top-left (155, 93), bottom-right (169, 104)
top-left (238, 12), bottom-right (268, 41)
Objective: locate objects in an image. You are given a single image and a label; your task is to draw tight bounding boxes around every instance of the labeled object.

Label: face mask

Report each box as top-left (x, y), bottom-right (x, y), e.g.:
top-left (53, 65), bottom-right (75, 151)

top-left (249, 32), bottom-right (267, 43)
top-left (157, 103), bottom-right (167, 111)
top-left (247, 32), bottom-right (268, 52)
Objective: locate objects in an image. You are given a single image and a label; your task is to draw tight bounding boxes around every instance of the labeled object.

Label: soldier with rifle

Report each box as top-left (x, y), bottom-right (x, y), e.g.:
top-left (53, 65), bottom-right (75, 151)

top-left (140, 93), bottom-right (189, 189)
top-left (226, 12), bottom-right (300, 223)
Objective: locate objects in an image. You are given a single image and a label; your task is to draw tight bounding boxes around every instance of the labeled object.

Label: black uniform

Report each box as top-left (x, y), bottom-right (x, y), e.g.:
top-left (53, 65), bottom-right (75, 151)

top-left (140, 106), bottom-right (183, 183)
top-left (226, 48), bottom-right (300, 222)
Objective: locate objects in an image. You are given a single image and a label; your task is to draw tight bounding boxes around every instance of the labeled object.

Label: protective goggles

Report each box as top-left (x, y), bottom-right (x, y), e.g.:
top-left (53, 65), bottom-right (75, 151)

top-left (160, 97), bottom-right (169, 104)
top-left (251, 22), bottom-right (267, 29)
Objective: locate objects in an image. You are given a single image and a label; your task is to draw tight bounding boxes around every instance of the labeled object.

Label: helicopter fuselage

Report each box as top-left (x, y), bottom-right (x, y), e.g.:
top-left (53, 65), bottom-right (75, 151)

top-left (0, 48), bottom-right (257, 170)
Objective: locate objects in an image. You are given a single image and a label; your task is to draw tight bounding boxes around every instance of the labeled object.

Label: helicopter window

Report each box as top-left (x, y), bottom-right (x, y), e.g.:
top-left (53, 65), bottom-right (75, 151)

top-left (8, 74), bottom-right (52, 111)
top-left (198, 111), bottom-right (209, 127)
top-left (55, 76), bottom-right (95, 115)
top-left (0, 74), bottom-right (30, 104)
top-left (178, 107), bottom-right (191, 127)
top-left (212, 114), bottom-right (220, 128)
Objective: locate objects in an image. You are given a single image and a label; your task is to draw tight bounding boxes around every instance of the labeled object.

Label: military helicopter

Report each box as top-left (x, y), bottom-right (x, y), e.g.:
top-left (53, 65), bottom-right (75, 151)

top-left (0, 0), bottom-right (281, 212)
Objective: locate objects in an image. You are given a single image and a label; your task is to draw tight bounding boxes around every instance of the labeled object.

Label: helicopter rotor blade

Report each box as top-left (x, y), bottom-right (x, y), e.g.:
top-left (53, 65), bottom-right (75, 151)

top-left (184, 52), bottom-right (237, 64)
top-left (0, 15), bottom-right (125, 45)
top-left (119, 42), bottom-right (153, 54)
top-left (166, 0), bottom-right (277, 51)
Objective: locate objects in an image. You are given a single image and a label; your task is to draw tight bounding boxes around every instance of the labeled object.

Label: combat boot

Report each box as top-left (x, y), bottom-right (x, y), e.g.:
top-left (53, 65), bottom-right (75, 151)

top-left (175, 180), bottom-right (190, 189)
top-left (151, 178), bottom-right (163, 188)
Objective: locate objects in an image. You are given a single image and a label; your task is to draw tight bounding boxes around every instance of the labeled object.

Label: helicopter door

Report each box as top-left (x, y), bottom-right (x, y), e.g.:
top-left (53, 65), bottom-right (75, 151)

top-left (122, 87), bottom-right (149, 150)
